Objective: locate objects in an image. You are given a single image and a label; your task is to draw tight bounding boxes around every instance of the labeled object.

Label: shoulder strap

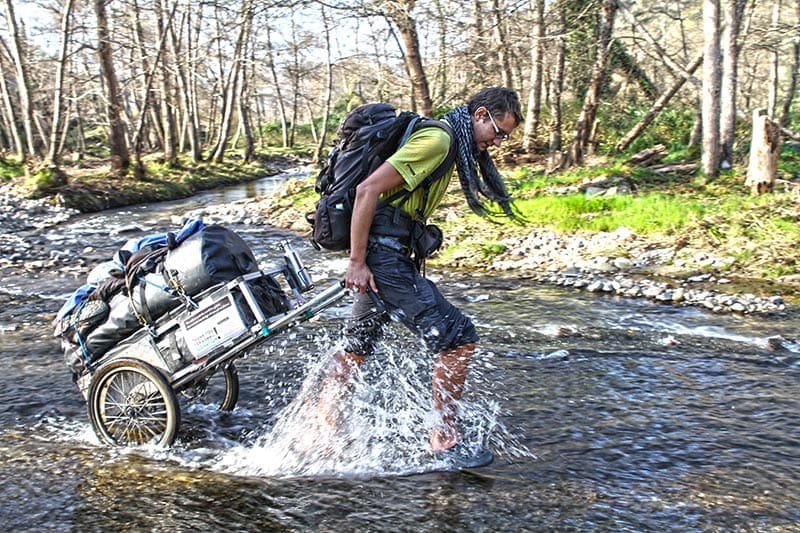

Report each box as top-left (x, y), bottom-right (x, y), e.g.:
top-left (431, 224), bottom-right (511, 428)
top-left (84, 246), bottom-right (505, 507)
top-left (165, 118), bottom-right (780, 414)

top-left (380, 119), bottom-right (457, 220)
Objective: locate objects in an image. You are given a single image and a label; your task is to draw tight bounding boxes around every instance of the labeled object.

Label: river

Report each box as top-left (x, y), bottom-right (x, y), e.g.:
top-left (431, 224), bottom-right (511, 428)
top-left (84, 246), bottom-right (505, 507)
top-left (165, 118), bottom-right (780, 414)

top-left (1, 170), bottom-right (799, 531)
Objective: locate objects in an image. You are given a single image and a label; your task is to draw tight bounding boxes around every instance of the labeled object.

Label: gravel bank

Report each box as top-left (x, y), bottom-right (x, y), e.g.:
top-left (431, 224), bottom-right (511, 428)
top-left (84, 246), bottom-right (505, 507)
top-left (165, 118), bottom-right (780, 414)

top-left (0, 183), bottom-right (789, 316)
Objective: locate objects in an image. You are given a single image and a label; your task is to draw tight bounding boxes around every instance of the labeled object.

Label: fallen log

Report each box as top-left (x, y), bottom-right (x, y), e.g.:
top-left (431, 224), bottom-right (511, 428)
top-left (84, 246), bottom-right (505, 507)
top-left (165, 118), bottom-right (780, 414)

top-left (627, 144), bottom-right (668, 166)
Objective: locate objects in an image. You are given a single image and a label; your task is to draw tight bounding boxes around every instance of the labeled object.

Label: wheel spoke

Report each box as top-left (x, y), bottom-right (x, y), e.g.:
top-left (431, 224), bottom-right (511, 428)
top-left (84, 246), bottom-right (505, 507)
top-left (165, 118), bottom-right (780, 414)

top-left (92, 363), bottom-right (178, 446)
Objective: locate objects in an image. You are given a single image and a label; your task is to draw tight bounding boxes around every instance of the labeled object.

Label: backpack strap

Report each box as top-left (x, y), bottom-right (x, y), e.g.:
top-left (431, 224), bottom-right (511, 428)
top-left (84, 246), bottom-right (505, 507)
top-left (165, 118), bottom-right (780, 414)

top-left (378, 119), bottom-right (456, 222)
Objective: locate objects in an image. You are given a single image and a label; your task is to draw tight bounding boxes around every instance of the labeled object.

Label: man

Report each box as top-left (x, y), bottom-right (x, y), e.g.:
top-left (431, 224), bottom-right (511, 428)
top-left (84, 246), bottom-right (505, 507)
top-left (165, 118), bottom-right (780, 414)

top-left (324, 87), bottom-right (522, 453)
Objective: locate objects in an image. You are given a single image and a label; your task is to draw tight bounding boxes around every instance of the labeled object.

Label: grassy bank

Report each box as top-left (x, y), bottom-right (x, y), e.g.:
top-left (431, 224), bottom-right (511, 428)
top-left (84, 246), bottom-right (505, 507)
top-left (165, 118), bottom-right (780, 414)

top-left (3, 140), bottom-right (800, 292)
top-left (0, 153), bottom-right (304, 213)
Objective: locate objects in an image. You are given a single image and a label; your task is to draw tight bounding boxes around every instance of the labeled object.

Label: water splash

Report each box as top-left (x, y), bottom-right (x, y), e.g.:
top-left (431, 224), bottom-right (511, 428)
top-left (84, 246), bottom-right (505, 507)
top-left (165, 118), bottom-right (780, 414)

top-left (214, 330), bottom-right (531, 478)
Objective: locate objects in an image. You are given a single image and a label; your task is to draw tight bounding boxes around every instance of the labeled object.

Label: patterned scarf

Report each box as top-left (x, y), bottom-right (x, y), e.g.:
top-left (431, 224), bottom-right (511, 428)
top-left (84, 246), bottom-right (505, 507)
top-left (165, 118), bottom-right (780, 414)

top-left (443, 105), bottom-right (516, 218)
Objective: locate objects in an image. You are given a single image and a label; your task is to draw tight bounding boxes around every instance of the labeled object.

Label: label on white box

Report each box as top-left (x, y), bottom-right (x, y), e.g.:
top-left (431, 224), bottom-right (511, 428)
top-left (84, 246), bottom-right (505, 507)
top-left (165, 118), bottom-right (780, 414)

top-left (181, 293), bottom-right (247, 358)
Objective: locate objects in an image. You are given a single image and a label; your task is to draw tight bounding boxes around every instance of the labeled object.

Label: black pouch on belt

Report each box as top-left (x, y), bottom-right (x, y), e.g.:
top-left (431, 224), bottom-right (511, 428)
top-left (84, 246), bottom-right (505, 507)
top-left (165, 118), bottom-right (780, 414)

top-left (412, 223), bottom-right (444, 259)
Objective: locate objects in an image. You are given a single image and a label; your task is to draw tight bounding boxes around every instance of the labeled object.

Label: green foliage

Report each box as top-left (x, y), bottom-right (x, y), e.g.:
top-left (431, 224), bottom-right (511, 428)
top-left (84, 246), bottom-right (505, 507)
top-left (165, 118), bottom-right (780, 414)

top-left (778, 141), bottom-right (800, 179)
top-left (597, 104), bottom-right (697, 158)
top-left (22, 167), bottom-right (67, 196)
top-left (255, 121), bottom-right (325, 157)
top-left (0, 158), bottom-right (23, 181)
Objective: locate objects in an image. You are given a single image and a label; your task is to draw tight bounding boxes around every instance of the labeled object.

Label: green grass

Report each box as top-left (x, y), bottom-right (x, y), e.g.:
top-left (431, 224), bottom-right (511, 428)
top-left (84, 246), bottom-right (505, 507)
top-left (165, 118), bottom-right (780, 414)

top-left (512, 192), bottom-right (703, 234)
top-left (0, 158), bottom-right (23, 181)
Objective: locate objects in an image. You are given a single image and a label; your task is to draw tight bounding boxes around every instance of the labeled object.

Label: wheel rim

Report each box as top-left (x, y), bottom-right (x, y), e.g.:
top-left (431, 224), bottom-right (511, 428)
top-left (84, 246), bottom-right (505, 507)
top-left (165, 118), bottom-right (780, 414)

top-left (90, 360), bottom-right (178, 446)
top-left (180, 362), bottom-right (239, 411)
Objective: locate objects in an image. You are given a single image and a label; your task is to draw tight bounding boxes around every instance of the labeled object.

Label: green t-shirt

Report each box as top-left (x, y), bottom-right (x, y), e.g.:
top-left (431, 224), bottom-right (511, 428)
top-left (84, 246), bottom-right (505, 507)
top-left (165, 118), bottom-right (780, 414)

top-left (385, 126), bottom-right (454, 221)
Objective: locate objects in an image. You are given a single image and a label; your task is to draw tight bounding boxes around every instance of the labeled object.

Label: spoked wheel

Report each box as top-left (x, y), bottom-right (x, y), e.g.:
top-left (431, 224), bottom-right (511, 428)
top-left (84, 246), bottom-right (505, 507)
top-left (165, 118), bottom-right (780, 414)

top-left (180, 362), bottom-right (240, 411)
top-left (88, 358), bottom-right (180, 447)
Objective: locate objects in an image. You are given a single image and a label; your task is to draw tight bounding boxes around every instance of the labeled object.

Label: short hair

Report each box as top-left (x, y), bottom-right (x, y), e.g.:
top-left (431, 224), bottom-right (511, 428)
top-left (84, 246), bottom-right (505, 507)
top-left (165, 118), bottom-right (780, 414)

top-left (467, 87), bottom-right (523, 126)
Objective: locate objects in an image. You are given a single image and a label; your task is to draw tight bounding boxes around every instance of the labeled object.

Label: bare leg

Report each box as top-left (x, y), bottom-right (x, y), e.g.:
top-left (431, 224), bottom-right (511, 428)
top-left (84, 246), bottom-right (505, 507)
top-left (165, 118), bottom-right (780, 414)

top-left (315, 351), bottom-right (365, 429)
top-left (430, 342), bottom-right (475, 451)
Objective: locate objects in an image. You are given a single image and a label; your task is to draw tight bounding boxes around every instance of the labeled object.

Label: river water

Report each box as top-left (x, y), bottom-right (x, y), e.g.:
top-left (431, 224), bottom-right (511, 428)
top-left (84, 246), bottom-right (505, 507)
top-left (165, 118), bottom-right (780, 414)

top-left (1, 171), bottom-right (799, 531)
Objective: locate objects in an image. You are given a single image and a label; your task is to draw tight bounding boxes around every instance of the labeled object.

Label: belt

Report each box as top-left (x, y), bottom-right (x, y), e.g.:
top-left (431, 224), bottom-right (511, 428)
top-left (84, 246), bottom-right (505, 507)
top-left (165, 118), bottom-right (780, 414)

top-left (368, 236), bottom-right (411, 256)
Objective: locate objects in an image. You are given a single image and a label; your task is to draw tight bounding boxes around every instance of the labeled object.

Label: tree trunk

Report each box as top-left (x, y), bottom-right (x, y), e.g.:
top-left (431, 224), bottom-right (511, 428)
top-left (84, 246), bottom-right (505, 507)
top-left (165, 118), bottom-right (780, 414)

top-left (522, 0), bottom-right (545, 152)
top-left (433, 0), bottom-right (447, 103)
top-left (549, 0), bottom-right (566, 158)
top-left (616, 53), bottom-right (703, 152)
top-left (779, 0), bottom-right (800, 128)
top-left (0, 45), bottom-right (23, 159)
top-left (211, 0), bottom-right (252, 163)
top-left (155, 0), bottom-right (177, 165)
top-left (70, 84), bottom-right (86, 161)
top-left (719, 0), bottom-right (746, 167)
top-left (492, 0), bottom-right (513, 88)
top-left (689, 100), bottom-right (703, 147)
top-left (45, 0), bottom-right (74, 171)
top-left (313, 5), bottom-right (334, 164)
top-left (701, 0), bottom-right (722, 177)
top-left (131, 0), bottom-right (164, 153)
top-left (385, 20), bottom-right (416, 111)
top-left (745, 109), bottom-right (779, 194)
top-left (264, 21), bottom-right (289, 148)
top-left (767, 0), bottom-right (782, 119)
top-left (289, 15), bottom-right (300, 148)
top-left (237, 23), bottom-right (255, 162)
top-left (187, 2), bottom-right (202, 161)
top-left (3, 0), bottom-right (38, 159)
top-left (568, 0), bottom-right (617, 166)
top-left (386, 2), bottom-right (433, 117)
top-left (93, 0), bottom-right (129, 175)
top-left (130, 0), bottom-right (178, 173)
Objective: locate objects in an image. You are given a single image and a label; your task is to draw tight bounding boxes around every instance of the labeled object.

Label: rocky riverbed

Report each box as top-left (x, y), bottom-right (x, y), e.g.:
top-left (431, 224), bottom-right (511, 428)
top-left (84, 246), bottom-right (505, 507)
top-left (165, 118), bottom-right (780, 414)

top-left (0, 179), bottom-right (791, 317)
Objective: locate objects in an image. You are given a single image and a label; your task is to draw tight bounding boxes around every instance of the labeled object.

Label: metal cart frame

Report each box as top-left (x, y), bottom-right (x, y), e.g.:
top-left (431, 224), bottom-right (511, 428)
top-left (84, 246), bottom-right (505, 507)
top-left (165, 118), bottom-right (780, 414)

top-left (76, 241), bottom-right (347, 447)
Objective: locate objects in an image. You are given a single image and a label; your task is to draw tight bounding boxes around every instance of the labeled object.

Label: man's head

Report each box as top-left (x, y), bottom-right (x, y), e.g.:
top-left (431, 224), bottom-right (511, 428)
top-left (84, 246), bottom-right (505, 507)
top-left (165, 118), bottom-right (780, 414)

top-left (468, 87), bottom-right (523, 151)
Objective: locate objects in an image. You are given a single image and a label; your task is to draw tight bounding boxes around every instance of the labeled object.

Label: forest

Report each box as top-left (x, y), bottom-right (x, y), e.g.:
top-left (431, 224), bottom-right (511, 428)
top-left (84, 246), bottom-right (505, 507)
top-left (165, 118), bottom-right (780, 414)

top-left (0, 0), bottom-right (797, 196)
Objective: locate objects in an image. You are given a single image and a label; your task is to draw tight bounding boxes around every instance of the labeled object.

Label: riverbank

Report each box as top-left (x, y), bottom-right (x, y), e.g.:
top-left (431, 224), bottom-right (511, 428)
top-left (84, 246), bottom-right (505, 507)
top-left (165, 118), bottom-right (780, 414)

top-left (0, 160), bottom-right (794, 317)
top-left (184, 177), bottom-right (791, 316)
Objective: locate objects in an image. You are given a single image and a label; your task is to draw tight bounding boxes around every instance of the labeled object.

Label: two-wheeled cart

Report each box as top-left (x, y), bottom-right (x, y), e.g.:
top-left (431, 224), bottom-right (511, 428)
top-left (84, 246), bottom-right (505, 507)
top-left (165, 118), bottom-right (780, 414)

top-left (74, 241), bottom-right (347, 447)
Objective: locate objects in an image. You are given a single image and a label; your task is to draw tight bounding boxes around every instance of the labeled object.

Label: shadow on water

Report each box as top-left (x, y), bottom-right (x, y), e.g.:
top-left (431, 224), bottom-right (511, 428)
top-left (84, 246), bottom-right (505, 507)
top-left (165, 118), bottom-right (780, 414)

top-left (1, 172), bottom-right (799, 530)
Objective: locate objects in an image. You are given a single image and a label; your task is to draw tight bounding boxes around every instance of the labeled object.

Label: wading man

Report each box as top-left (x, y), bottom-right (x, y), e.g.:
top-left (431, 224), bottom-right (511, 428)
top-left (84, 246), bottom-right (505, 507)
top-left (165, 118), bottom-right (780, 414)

top-left (323, 87), bottom-right (522, 454)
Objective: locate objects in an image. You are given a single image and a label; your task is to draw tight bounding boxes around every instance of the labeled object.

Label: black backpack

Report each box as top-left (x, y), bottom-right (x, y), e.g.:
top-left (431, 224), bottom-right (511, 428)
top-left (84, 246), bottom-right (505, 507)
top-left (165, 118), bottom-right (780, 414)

top-left (308, 103), bottom-right (455, 251)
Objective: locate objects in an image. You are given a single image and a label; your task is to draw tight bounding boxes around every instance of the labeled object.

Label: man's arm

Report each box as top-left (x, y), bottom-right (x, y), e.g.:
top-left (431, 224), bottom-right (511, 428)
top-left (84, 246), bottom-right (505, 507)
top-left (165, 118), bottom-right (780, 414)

top-left (346, 161), bottom-right (405, 294)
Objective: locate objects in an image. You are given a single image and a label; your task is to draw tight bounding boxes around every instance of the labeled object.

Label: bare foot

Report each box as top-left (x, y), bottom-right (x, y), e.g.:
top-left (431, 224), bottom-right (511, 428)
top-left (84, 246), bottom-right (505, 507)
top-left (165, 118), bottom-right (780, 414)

top-left (430, 426), bottom-right (459, 452)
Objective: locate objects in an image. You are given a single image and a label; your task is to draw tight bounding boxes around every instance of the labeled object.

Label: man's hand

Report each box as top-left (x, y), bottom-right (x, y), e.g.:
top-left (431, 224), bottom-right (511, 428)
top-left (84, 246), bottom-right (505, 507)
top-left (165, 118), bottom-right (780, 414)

top-left (345, 259), bottom-right (377, 294)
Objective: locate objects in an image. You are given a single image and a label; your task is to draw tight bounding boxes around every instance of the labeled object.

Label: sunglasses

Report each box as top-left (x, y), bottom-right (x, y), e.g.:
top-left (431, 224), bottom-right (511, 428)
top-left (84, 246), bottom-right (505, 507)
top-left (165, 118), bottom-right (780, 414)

top-left (486, 109), bottom-right (510, 141)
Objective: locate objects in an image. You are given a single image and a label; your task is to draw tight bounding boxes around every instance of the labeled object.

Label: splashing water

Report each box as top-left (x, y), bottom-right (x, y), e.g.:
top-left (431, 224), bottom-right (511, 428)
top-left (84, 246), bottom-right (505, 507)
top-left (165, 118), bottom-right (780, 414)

top-left (214, 328), bottom-right (531, 478)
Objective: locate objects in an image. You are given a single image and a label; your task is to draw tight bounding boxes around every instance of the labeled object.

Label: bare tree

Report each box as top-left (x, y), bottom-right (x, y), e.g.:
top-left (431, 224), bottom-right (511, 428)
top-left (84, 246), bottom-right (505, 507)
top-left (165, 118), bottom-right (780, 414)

top-left (779, 0), bottom-right (800, 127)
top-left (767, 0), bottom-right (782, 119)
top-left (94, 0), bottom-right (130, 174)
top-left (264, 19), bottom-right (289, 148)
top-left (616, 54), bottom-right (704, 152)
top-left (719, 0), bottom-right (747, 167)
top-left (313, 5), bottom-right (334, 164)
top-left (129, 0), bottom-right (178, 173)
top-left (548, 0), bottom-right (567, 166)
top-left (491, 0), bottom-right (512, 88)
top-left (568, 0), bottom-right (618, 166)
top-left (3, 0), bottom-right (37, 159)
top-left (522, 0), bottom-right (544, 153)
top-left (0, 45), bottom-right (22, 158)
top-left (210, 0), bottom-right (253, 163)
top-left (45, 0), bottom-right (75, 173)
top-left (383, 0), bottom-right (433, 116)
top-left (155, 0), bottom-right (178, 165)
top-left (702, 0), bottom-right (722, 177)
